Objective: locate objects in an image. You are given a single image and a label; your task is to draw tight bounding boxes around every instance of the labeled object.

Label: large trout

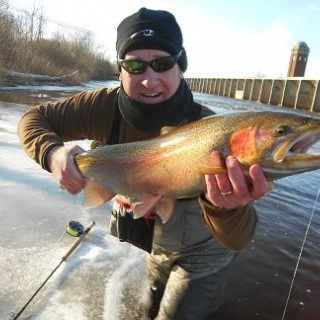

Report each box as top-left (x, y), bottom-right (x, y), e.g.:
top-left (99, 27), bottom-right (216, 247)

top-left (75, 111), bottom-right (320, 221)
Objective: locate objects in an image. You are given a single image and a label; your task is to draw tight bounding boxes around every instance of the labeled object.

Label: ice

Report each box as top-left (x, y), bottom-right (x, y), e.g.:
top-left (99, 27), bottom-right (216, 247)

top-left (0, 100), bottom-right (149, 320)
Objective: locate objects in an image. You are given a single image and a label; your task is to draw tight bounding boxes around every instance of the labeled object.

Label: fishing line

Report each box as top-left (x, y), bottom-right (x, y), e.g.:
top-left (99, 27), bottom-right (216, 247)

top-left (281, 188), bottom-right (320, 320)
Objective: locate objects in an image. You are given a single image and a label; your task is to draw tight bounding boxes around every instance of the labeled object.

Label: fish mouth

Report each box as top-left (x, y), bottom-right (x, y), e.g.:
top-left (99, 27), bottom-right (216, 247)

top-left (273, 132), bottom-right (320, 163)
top-left (258, 131), bottom-right (320, 178)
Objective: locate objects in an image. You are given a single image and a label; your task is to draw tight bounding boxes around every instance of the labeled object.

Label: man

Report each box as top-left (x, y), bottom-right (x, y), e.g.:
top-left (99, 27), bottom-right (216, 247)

top-left (18, 8), bottom-right (268, 320)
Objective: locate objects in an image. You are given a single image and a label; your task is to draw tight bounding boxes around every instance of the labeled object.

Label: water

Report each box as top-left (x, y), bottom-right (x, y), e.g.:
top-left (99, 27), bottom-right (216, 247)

top-left (192, 93), bottom-right (320, 320)
top-left (0, 83), bottom-right (319, 319)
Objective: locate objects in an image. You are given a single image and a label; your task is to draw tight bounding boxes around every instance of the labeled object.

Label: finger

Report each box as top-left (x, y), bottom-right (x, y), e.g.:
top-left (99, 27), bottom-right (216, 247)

top-left (249, 164), bottom-right (268, 199)
top-left (60, 155), bottom-right (85, 193)
top-left (215, 172), bottom-right (233, 195)
top-left (205, 174), bottom-right (222, 199)
top-left (63, 176), bottom-right (85, 195)
top-left (61, 174), bottom-right (84, 195)
top-left (205, 174), bottom-right (238, 209)
top-left (69, 158), bottom-right (86, 188)
top-left (225, 156), bottom-right (249, 197)
top-left (67, 186), bottom-right (83, 195)
top-left (210, 152), bottom-right (233, 194)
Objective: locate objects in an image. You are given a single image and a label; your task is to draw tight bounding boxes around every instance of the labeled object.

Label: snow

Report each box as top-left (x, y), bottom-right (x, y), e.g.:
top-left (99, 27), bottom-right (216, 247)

top-left (0, 101), bottom-right (149, 320)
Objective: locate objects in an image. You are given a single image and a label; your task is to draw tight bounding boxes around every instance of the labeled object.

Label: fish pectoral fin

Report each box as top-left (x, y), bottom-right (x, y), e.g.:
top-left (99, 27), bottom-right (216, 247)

top-left (267, 181), bottom-right (275, 191)
top-left (154, 198), bottom-right (175, 223)
top-left (83, 180), bottom-right (115, 209)
top-left (132, 196), bottom-right (162, 219)
top-left (198, 165), bottom-right (227, 175)
top-left (198, 151), bottom-right (227, 174)
top-left (198, 152), bottom-right (227, 175)
top-left (132, 196), bottom-right (175, 224)
top-left (160, 126), bottom-right (177, 135)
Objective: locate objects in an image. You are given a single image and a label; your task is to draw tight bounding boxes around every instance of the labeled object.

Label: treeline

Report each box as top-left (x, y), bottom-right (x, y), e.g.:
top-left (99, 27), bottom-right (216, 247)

top-left (0, 2), bottom-right (117, 85)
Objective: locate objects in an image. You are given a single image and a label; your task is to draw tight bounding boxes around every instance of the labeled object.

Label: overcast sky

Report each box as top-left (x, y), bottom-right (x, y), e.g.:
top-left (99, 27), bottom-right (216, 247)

top-left (10, 0), bottom-right (320, 78)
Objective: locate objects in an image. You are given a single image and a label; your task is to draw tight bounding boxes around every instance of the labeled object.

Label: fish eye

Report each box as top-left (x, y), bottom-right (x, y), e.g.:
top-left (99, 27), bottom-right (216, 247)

top-left (276, 125), bottom-right (291, 136)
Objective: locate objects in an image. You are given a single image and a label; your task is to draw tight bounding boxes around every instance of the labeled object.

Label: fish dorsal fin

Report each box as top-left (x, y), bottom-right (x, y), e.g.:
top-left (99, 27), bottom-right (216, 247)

top-left (197, 151), bottom-right (227, 175)
top-left (83, 179), bottom-right (115, 209)
top-left (160, 126), bottom-right (177, 135)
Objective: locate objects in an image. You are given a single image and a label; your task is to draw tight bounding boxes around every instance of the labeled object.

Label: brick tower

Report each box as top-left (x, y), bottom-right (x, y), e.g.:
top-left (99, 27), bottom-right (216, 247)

top-left (287, 41), bottom-right (310, 77)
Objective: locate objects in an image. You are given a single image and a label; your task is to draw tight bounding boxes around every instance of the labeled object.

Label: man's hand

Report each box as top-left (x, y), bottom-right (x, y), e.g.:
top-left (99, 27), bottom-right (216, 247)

top-left (205, 154), bottom-right (268, 209)
top-left (48, 145), bottom-right (86, 195)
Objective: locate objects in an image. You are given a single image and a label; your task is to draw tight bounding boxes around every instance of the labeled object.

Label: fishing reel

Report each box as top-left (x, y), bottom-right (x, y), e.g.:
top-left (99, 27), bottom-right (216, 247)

top-left (65, 220), bottom-right (85, 237)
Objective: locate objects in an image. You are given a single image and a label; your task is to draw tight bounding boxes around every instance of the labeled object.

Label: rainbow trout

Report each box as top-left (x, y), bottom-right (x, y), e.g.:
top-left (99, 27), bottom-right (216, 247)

top-left (75, 111), bottom-right (320, 221)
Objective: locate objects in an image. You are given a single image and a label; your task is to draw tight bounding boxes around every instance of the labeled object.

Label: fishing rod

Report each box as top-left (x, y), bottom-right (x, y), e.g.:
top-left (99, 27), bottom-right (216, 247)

top-left (10, 220), bottom-right (96, 320)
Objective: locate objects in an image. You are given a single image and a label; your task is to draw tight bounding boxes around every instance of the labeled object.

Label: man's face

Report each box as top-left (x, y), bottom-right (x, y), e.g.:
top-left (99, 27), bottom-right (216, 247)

top-left (119, 49), bottom-right (182, 104)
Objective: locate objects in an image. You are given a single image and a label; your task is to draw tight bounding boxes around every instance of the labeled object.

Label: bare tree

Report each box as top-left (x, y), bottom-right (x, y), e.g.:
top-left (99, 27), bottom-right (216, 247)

top-left (22, 3), bottom-right (46, 41)
top-left (0, 2), bottom-right (18, 65)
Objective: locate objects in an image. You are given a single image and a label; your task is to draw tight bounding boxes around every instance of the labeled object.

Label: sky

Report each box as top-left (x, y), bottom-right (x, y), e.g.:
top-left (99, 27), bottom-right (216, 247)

top-left (6, 0), bottom-right (320, 78)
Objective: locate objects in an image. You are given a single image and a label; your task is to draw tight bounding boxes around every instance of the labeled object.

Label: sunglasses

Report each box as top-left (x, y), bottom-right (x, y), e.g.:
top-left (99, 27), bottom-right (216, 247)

top-left (118, 50), bottom-right (183, 75)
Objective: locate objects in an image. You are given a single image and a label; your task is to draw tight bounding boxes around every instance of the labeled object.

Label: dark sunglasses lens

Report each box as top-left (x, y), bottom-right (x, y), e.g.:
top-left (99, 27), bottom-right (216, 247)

top-left (121, 61), bottom-right (146, 74)
top-left (152, 57), bottom-right (176, 72)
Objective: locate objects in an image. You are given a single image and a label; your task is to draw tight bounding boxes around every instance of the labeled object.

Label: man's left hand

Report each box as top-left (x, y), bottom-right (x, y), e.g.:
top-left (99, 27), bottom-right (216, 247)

top-left (205, 155), bottom-right (268, 209)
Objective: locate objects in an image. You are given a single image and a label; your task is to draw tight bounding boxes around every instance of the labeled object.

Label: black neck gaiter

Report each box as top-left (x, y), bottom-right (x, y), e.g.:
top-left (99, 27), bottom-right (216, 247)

top-left (118, 80), bottom-right (194, 132)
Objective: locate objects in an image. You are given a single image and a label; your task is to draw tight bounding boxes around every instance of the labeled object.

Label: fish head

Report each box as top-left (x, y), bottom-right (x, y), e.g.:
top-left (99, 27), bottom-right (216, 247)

top-left (229, 112), bottom-right (320, 180)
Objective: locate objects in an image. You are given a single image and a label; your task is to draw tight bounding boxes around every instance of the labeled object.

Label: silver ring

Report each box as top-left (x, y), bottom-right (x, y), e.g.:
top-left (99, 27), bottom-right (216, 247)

top-left (221, 190), bottom-right (232, 196)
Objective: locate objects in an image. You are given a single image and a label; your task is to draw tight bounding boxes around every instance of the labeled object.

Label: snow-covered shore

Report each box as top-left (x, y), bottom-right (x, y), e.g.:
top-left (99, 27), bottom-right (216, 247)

top-left (0, 97), bottom-right (149, 320)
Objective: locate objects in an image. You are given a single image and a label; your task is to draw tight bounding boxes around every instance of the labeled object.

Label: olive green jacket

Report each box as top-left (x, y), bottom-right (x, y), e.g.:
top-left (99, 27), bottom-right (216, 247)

top-left (17, 86), bottom-right (258, 251)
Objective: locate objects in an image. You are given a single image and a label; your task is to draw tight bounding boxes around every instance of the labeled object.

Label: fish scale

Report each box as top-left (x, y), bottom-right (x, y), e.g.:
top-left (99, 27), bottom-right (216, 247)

top-left (75, 111), bottom-right (320, 221)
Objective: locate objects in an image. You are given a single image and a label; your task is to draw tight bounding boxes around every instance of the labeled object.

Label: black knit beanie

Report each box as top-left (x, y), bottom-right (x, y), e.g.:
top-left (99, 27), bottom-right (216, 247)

top-left (116, 7), bottom-right (188, 72)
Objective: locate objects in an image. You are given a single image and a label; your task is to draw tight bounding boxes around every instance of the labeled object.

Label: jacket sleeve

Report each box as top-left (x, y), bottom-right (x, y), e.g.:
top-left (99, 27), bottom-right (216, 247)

top-left (198, 195), bottom-right (258, 251)
top-left (17, 87), bottom-right (119, 171)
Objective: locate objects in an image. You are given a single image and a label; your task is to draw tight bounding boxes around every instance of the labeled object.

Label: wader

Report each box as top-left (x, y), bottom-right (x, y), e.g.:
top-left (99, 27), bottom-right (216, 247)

top-left (110, 197), bottom-right (236, 320)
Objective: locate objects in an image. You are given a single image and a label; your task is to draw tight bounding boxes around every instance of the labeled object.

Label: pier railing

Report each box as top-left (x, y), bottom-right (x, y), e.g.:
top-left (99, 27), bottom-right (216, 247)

top-left (186, 77), bottom-right (320, 112)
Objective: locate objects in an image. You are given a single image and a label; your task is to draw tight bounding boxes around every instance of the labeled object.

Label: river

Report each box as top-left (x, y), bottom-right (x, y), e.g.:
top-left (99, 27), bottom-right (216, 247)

top-left (0, 81), bottom-right (319, 320)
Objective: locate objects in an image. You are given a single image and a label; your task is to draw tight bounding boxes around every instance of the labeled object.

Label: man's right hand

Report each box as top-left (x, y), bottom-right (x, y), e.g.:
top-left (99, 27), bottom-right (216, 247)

top-left (48, 145), bottom-right (86, 195)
